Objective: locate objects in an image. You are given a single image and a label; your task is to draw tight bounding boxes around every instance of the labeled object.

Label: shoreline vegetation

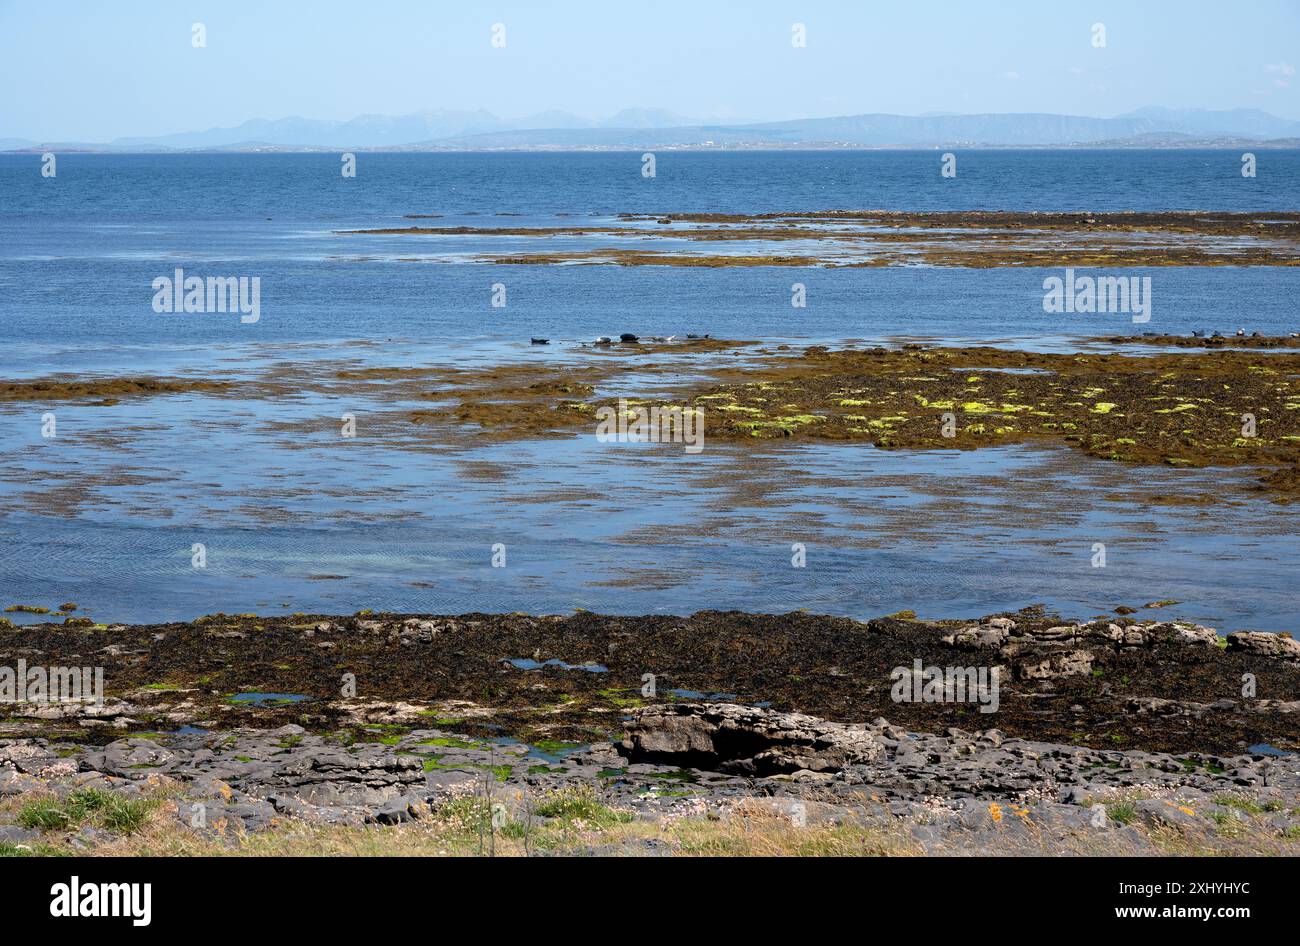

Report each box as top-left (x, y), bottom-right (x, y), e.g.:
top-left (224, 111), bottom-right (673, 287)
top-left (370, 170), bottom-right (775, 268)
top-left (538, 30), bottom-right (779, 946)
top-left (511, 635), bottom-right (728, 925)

top-left (340, 210), bottom-right (1300, 267)
top-left (1, 607), bottom-right (1297, 857)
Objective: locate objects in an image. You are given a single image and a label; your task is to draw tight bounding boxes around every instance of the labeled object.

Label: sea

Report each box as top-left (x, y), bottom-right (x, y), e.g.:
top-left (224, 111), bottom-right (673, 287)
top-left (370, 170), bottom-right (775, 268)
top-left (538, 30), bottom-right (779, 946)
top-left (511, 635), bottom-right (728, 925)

top-left (1, 150), bottom-right (1297, 629)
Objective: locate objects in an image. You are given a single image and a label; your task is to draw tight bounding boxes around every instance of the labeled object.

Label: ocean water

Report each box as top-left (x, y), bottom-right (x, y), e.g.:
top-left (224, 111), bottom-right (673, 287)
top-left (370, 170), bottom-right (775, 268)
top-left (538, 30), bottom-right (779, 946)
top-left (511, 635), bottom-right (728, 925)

top-left (1, 151), bottom-right (1297, 629)
top-left (3, 151), bottom-right (1298, 358)
top-left (5, 149), bottom-right (1299, 218)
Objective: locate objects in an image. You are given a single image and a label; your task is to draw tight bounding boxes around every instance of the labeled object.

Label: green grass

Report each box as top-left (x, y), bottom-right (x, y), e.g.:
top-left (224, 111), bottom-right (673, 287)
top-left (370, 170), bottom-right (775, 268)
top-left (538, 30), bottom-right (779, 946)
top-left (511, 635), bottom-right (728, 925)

top-left (1107, 801), bottom-right (1137, 826)
top-left (0, 840), bottom-right (67, 857)
top-left (17, 788), bottom-right (156, 835)
top-left (533, 786), bottom-right (633, 827)
top-left (1212, 795), bottom-right (1280, 815)
top-left (16, 797), bottom-right (71, 831)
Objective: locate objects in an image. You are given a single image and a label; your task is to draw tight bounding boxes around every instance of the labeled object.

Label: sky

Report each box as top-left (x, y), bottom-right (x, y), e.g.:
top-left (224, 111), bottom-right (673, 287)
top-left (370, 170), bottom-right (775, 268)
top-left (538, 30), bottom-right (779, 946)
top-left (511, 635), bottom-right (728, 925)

top-left (2, 0), bottom-right (1298, 141)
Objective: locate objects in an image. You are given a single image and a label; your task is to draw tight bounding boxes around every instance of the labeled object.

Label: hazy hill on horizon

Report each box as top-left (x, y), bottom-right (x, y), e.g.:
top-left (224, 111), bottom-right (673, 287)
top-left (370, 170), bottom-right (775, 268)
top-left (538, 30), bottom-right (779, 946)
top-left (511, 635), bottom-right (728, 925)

top-left (6, 107), bottom-right (1300, 152)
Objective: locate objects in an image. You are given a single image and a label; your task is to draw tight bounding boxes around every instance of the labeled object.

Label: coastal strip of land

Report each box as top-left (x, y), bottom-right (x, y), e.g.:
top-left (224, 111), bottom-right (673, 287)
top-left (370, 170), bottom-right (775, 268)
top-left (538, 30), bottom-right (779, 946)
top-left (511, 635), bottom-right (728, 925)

top-left (1, 607), bottom-right (1297, 855)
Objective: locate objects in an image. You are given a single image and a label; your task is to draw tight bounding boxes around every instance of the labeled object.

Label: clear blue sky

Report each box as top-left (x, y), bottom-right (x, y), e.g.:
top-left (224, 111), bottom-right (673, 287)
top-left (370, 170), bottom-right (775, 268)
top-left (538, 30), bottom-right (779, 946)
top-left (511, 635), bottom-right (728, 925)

top-left (2, 0), bottom-right (1297, 140)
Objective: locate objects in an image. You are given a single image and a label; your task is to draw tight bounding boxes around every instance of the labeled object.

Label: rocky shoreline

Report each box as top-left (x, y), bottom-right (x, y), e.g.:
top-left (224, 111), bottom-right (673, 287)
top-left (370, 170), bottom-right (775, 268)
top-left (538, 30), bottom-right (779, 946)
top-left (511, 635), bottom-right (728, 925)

top-left (2, 608), bottom-right (1298, 854)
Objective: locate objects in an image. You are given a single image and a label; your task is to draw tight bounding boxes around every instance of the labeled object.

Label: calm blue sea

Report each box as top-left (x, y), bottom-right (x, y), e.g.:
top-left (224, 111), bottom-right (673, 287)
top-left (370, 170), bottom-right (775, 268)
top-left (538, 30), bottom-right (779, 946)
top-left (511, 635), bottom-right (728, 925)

top-left (1, 151), bottom-right (1297, 629)
top-left (5, 149), bottom-right (1299, 218)
top-left (2, 151), bottom-right (1298, 356)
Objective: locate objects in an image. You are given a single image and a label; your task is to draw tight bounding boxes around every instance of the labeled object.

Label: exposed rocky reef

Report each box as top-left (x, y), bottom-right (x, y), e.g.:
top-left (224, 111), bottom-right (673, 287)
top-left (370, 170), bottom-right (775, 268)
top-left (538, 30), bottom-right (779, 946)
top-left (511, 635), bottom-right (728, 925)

top-left (3, 607), bottom-right (1297, 753)
top-left (341, 210), bottom-right (1300, 268)
top-left (2, 607), bottom-right (1297, 853)
top-left (7, 342), bottom-right (1296, 498)
top-left (408, 343), bottom-right (1300, 498)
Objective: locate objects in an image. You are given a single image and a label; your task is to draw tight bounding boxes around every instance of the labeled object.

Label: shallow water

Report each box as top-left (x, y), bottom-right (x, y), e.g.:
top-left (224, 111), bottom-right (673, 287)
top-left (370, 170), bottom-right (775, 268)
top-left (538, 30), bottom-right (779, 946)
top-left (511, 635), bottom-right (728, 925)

top-left (2, 423), bottom-right (1295, 629)
top-left (228, 693), bottom-right (311, 706)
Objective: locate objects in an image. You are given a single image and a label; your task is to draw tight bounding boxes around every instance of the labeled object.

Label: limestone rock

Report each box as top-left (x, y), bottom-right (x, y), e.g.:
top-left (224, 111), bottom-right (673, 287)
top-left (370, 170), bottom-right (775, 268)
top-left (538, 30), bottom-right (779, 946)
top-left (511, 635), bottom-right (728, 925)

top-left (621, 702), bottom-right (882, 775)
top-left (1015, 649), bottom-right (1094, 681)
top-left (1227, 631), bottom-right (1300, 663)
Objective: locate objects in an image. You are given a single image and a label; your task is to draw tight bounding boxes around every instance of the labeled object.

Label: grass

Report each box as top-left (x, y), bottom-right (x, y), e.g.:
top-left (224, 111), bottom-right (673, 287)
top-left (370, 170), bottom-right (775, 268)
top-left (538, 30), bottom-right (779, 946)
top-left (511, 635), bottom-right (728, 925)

top-left (1107, 801), bottom-right (1138, 825)
top-left (1212, 794), bottom-right (1281, 815)
top-left (532, 786), bottom-right (633, 828)
top-left (4, 778), bottom-right (1298, 858)
top-left (0, 840), bottom-right (68, 857)
top-left (1210, 811), bottom-right (1246, 837)
top-left (5, 788), bottom-right (1300, 857)
top-left (17, 788), bottom-right (156, 835)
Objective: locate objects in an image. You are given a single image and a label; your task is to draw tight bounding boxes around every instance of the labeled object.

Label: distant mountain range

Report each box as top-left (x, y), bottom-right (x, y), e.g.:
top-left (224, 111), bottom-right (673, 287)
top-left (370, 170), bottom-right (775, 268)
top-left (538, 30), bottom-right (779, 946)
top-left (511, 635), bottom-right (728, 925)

top-left (6, 107), bottom-right (1300, 152)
